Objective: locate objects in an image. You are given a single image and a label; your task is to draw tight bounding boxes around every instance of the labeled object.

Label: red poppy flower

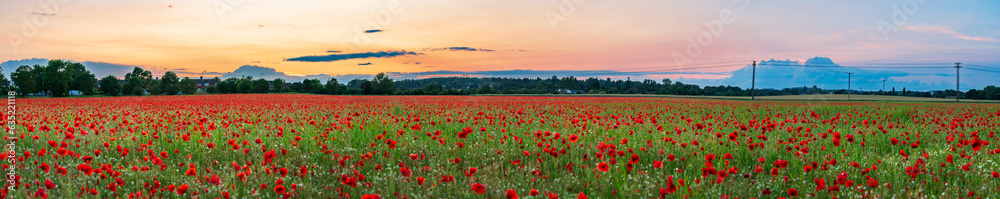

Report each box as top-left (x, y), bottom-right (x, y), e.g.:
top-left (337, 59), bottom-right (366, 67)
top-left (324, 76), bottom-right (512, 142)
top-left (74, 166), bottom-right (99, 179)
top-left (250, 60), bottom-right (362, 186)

top-left (471, 183), bottom-right (486, 194)
top-left (341, 175), bottom-right (358, 187)
top-left (506, 189), bottom-right (519, 199)
top-left (400, 166), bottom-right (412, 177)
top-left (34, 188), bottom-right (49, 199)
top-left (279, 168), bottom-right (288, 177)
top-left (466, 167), bottom-right (478, 177)
top-left (274, 185), bottom-right (286, 194)
top-left (597, 162), bottom-right (610, 172)
top-left (815, 178), bottom-right (827, 191)
top-left (44, 179), bottom-right (55, 189)
top-left (440, 175), bottom-right (455, 183)
top-left (177, 184), bottom-right (189, 195)
top-left (78, 164), bottom-right (94, 176)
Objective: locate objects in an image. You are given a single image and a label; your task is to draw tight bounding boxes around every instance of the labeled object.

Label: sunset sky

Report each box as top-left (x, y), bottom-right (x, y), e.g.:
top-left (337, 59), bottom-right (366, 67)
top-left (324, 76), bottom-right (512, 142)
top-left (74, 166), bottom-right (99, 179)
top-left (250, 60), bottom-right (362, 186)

top-left (1, 0), bottom-right (998, 89)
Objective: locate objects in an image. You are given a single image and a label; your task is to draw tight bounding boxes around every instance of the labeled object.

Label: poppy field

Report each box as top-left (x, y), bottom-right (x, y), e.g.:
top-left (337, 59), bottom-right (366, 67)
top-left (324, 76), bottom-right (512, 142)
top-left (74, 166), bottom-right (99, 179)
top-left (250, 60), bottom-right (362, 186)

top-left (6, 94), bottom-right (1000, 198)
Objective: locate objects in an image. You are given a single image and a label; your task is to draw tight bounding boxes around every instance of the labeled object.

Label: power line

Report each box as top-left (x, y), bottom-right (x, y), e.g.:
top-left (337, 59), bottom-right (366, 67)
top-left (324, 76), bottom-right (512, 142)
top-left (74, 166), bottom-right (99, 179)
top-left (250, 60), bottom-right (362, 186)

top-left (964, 67), bottom-right (1000, 74)
top-left (965, 64), bottom-right (1000, 70)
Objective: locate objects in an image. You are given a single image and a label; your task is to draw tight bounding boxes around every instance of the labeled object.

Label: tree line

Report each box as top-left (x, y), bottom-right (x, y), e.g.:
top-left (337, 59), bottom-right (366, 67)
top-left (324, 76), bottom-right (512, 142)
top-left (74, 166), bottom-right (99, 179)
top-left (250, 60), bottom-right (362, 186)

top-left (3, 60), bottom-right (998, 100)
top-left (5, 60), bottom-right (197, 96)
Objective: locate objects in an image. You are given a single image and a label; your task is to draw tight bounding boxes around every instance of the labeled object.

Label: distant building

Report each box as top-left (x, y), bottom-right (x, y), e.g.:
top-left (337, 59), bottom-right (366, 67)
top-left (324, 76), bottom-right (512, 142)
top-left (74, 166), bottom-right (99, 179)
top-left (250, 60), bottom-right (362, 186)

top-left (557, 89), bottom-right (583, 94)
top-left (195, 76), bottom-right (219, 91)
top-left (112, 76), bottom-right (220, 93)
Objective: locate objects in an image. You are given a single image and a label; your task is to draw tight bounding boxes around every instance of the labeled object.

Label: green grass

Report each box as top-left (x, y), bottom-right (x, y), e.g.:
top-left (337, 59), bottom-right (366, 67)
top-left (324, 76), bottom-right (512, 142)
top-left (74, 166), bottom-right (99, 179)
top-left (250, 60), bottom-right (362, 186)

top-left (11, 94), bottom-right (1000, 198)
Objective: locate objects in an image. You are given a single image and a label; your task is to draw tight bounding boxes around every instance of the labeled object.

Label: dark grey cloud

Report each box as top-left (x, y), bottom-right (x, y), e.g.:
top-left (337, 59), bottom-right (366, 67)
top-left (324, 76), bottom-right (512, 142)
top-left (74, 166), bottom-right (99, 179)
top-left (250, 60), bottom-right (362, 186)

top-left (30, 12), bottom-right (55, 16)
top-left (285, 51), bottom-right (421, 62)
top-left (1, 58), bottom-right (135, 78)
top-left (427, 47), bottom-right (495, 52)
top-left (326, 50), bottom-right (341, 53)
top-left (364, 29), bottom-right (382, 33)
top-left (80, 61), bottom-right (141, 78)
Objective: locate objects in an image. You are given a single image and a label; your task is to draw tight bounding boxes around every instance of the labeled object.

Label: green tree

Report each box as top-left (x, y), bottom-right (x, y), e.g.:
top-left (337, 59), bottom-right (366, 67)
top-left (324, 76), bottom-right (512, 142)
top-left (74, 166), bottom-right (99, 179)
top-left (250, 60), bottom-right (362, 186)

top-left (272, 78), bottom-right (286, 93)
top-left (423, 82), bottom-right (442, 94)
top-left (205, 86), bottom-right (219, 94)
top-left (0, 73), bottom-right (7, 95)
top-left (253, 78), bottom-right (270, 93)
top-left (41, 60), bottom-right (71, 97)
top-left (124, 77), bottom-right (144, 95)
top-left (372, 72), bottom-right (394, 95)
top-left (147, 80), bottom-right (161, 95)
top-left (180, 77), bottom-right (197, 94)
top-left (159, 71), bottom-right (180, 95)
top-left (11, 65), bottom-right (36, 95)
top-left (98, 75), bottom-right (121, 96)
top-left (123, 67), bottom-right (152, 95)
top-left (359, 80), bottom-right (373, 94)
top-left (289, 82), bottom-right (304, 92)
top-left (66, 62), bottom-right (97, 95)
top-left (237, 77), bottom-right (254, 93)
top-left (559, 76), bottom-right (577, 90)
top-left (325, 78), bottom-right (340, 94)
top-left (303, 79), bottom-right (323, 93)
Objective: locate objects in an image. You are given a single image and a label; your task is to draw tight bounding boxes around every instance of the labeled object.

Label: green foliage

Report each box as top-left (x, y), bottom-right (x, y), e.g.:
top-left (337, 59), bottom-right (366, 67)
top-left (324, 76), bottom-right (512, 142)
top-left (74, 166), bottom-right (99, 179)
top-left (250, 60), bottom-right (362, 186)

top-left (40, 60), bottom-right (71, 97)
top-left (205, 86), bottom-right (219, 94)
top-left (147, 80), bottom-right (161, 95)
top-left (0, 73), bottom-right (9, 95)
top-left (422, 82), bottom-right (442, 94)
top-left (66, 62), bottom-right (97, 95)
top-left (359, 80), bottom-right (373, 94)
top-left (302, 79), bottom-right (323, 93)
top-left (372, 72), bottom-right (394, 95)
top-left (272, 78), bottom-right (286, 93)
top-left (325, 78), bottom-right (340, 94)
top-left (160, 71), bottom-right (180, 95)
top-left (253, 78), bottom-right (270, 93)
top-left (123, 67), bottom-right (152, 95)
top-left (98, 75), bottom-right (121, 96)
top-left (11, 65), bottom-right (36, 95)
top-left (180, 77), bottom-right (197, 94)
top-left (237, 77), bottom-right (253, 93)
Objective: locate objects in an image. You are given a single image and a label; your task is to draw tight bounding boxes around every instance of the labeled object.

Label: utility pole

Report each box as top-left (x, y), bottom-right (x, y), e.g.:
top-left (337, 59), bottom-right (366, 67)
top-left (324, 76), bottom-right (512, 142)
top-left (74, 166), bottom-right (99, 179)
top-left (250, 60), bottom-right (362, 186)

top-left (846, 72), bottom-right (854, 101)
top-left (955, 62), bottom-right (961, 102)
top-left (882, 79), bottom-right (886, 96)
top-left (751, 60), bottom-right (756, 100)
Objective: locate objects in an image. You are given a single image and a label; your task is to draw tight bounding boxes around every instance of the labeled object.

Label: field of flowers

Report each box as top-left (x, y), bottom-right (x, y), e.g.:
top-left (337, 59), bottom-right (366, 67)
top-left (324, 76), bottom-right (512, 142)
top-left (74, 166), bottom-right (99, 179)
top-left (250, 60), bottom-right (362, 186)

top-left (5, 94), bottom-right (1000, 198)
